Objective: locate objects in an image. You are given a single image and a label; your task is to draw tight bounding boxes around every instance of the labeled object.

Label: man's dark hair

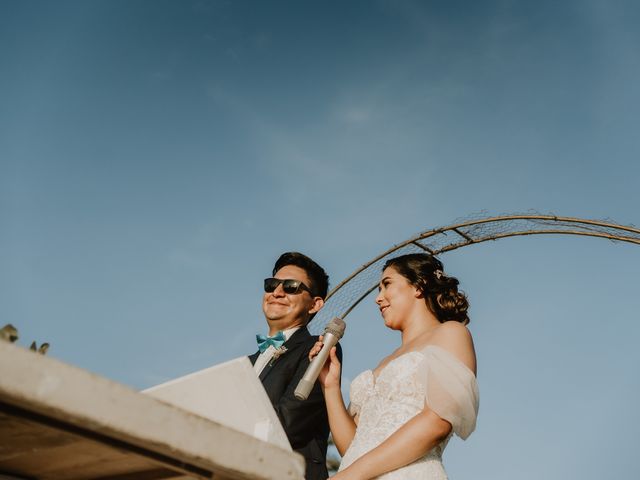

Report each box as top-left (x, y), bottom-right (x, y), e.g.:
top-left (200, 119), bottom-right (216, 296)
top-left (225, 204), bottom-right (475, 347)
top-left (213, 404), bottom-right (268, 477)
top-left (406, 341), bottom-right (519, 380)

top-left (273, 251), bottom-right (329, 299)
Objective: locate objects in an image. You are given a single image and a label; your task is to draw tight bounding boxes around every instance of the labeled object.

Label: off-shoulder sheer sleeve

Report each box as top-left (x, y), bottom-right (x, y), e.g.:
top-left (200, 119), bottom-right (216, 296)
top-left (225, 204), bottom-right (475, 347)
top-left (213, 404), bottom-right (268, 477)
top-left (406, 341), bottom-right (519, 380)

top-left (417, 345), bottom-right (479, 440)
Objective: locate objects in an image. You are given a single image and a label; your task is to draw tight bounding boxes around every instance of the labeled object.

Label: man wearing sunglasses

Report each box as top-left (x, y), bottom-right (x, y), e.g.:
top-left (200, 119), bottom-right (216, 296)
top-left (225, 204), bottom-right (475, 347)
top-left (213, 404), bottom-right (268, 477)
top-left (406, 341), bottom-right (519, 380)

top-left (249, 251), bottom-right (341, 480)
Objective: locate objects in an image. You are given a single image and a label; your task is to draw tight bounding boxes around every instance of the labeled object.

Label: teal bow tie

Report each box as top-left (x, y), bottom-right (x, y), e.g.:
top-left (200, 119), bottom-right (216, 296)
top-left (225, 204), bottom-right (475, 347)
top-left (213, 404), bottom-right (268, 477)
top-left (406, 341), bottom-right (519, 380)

top-left (256, 331), bottom-right (286, 353)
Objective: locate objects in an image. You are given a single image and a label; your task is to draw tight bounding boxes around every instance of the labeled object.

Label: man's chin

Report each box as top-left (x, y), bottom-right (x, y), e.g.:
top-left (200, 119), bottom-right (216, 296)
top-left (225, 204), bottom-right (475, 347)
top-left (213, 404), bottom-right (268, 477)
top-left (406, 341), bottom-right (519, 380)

top-left (264, 312), bottom-right (291, 324)
top-left (265, 316), bottom-right (306, 330)
top-left (264, 306), bottom-right (292, 319)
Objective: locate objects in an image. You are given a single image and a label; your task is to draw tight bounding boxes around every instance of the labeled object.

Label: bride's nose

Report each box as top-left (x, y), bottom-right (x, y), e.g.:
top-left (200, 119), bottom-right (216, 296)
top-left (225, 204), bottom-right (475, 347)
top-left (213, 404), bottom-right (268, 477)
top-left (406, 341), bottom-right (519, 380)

top-left (375, 291), bottom-right (384, 305)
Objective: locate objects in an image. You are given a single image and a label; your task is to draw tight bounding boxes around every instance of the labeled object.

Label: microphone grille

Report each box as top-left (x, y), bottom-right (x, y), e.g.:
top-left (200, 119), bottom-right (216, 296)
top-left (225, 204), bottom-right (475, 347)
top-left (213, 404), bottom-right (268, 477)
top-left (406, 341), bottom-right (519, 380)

top-left (324, 317), bottom-right (346, 338)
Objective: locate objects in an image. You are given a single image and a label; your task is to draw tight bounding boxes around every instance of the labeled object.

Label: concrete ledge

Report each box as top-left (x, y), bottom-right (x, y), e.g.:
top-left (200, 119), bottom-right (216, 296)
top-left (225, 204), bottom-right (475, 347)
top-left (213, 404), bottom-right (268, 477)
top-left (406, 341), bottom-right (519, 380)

top-left (0, 342), bottom-right (305, 480)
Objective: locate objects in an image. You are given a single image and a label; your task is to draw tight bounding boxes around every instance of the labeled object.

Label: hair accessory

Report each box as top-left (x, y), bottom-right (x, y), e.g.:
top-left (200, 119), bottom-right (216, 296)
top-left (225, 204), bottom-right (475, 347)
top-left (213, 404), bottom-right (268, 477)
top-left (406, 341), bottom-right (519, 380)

top-left (434, 269), bottom-right (444, 279)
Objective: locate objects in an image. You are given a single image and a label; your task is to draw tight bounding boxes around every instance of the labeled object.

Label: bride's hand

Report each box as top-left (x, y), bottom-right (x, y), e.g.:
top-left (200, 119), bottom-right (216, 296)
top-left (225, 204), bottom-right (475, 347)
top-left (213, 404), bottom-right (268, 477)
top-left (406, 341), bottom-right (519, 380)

top-left (308, 335), bottom-right (341, 390)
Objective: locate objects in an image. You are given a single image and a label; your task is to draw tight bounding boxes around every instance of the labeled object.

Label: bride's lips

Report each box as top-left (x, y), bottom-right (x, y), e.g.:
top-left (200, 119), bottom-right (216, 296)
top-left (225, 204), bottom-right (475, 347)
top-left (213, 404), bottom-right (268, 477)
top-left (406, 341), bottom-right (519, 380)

top-left (379, 305), bottom-right (389, 314)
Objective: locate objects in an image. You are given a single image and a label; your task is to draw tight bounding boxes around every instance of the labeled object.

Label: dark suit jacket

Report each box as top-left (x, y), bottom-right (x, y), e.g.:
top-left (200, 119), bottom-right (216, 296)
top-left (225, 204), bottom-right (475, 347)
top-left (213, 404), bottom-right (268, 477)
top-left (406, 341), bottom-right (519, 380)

top-left (249, 327), bottom-right (341, 480)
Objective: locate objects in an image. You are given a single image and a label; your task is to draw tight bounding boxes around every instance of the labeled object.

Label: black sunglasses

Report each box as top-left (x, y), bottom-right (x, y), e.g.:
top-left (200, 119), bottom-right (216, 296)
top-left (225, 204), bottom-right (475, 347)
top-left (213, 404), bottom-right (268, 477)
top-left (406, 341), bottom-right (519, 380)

top-left (264, 278), bottom-right (312, 295)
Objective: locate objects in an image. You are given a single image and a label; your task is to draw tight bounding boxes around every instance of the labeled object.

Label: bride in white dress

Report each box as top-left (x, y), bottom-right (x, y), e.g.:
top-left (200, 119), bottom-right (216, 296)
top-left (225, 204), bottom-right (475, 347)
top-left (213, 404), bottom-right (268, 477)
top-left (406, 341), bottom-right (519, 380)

top-left (310, 253), bottom-right (479, 479)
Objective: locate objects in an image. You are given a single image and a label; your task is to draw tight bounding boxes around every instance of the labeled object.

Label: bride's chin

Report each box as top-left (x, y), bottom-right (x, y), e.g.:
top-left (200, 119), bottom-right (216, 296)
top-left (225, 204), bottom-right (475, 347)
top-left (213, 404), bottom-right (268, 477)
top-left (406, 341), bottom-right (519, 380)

top-left (383, 317), bottom-right (401, 331)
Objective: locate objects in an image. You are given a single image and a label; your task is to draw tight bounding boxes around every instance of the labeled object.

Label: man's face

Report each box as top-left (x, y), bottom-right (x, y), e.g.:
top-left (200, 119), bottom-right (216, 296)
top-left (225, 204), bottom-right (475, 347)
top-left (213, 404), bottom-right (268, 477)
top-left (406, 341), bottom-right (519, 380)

top-left (262, 265), bottom-right (323, 334)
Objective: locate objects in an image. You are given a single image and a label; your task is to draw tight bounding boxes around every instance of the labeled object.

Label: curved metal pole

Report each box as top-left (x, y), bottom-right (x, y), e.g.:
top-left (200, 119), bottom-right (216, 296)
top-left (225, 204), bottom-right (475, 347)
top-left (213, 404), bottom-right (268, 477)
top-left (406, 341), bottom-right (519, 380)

top-left (318, 215), bottom-right (640, 325)
top-left (336, 228), bottom-right (639, 319)
top-left (325, 214), bottom-right (640, 303)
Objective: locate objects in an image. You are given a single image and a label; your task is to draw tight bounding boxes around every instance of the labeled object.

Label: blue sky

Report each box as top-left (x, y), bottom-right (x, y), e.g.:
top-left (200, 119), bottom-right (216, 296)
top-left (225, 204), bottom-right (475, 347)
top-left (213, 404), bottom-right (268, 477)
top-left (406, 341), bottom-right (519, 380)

top-left (1, 1), bottom-right (639, 478)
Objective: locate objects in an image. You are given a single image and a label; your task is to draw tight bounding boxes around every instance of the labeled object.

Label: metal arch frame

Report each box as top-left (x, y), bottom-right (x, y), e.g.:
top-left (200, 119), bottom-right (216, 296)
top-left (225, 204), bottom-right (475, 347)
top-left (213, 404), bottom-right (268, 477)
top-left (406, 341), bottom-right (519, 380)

top-left (315, 214), bottom-right (640, 324)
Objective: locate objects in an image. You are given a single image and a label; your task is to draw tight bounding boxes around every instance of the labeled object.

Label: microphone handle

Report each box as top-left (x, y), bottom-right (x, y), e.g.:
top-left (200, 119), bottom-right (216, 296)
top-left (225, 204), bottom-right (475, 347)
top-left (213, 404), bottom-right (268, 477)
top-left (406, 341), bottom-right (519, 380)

top-left (294, 332), bottom-right (339, 401)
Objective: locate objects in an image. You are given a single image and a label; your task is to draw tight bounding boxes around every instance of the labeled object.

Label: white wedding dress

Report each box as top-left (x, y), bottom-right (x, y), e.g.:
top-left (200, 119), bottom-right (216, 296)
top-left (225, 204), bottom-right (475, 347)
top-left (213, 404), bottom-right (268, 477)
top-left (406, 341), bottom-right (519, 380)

top-left (339, 345), bottom-right (479, 479)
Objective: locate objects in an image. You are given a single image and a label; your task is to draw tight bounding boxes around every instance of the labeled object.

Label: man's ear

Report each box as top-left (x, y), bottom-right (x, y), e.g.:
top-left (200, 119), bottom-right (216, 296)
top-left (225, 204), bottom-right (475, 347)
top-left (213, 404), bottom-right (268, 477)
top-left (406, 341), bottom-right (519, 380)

top-left (308, 297), bottom-right (325, 315)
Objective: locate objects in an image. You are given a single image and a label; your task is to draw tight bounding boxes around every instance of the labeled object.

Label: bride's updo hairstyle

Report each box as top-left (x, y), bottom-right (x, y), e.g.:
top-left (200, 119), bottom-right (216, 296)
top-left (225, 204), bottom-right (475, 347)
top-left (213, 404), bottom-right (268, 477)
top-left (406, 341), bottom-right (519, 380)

top-left (383, 253), bottom-right (470, 324)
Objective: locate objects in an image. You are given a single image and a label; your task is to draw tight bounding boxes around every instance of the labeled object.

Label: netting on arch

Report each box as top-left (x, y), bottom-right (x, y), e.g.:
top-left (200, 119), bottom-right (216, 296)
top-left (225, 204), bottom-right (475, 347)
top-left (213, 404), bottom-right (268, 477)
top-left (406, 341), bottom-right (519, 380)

top-left (308, 213), bottom-right (640, 334)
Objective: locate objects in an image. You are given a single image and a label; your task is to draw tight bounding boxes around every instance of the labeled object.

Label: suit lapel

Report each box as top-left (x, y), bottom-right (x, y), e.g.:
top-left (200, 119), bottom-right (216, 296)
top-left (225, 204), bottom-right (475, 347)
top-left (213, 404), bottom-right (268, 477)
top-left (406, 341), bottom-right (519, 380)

top-left (258, 327), bottom-right (310, 382)
top-left (248, 350), bottom-right (259, 366)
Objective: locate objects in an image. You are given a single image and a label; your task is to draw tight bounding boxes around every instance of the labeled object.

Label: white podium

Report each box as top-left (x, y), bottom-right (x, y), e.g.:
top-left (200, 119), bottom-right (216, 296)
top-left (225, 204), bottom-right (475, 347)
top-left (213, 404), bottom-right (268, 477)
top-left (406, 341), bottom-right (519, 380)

top-left (144, 357), bottom-right (291, 451)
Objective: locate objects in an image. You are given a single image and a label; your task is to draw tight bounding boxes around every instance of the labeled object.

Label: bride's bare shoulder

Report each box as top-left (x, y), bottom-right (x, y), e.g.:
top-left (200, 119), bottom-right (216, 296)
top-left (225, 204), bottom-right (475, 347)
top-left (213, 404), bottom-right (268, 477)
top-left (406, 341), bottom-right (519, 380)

top-left (433, 320), bottom-right (472, 340)
top-left (429, 322), bottom-right (476, 374)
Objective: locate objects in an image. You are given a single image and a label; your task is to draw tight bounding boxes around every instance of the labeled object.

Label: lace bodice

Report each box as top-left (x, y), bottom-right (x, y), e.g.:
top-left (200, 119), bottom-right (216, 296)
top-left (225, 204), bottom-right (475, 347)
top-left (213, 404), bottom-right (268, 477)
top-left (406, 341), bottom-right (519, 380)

top-left (339, 345), bottom-right (479, 479)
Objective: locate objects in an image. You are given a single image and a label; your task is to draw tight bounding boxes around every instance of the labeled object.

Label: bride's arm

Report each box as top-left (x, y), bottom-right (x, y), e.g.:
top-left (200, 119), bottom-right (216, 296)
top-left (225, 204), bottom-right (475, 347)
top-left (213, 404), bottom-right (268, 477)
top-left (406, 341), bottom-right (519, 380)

top-left (332, 406), bottom-right (452, 480)
top-left (323, 376), bottom-right (357, 456)
top-left (310, 343), bottom-right (357, 456)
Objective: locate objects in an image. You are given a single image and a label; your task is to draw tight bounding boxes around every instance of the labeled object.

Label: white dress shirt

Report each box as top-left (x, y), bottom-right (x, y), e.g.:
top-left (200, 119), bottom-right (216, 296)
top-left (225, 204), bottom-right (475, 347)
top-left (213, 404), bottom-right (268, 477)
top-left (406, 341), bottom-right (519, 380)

top-left (253, 326), bottom-right (301, 376)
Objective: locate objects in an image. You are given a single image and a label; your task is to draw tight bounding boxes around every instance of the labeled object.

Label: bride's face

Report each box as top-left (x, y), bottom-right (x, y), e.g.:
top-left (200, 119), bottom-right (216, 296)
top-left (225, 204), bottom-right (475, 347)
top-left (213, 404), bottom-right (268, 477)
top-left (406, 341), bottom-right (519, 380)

top-left (375, 267), bottom-right (420, 330)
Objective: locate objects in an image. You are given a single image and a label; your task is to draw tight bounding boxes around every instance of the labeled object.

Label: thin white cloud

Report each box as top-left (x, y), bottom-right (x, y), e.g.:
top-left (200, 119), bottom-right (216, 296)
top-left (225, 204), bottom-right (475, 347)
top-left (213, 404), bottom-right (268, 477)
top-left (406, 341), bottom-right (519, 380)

top-left (339, 107), bottom-right (373, 125)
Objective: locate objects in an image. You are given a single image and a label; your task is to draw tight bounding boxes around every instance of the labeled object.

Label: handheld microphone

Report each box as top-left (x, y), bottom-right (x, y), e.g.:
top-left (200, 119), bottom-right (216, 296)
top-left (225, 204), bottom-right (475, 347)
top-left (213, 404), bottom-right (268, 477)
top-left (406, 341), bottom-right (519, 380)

top-left (294, 317), bottom-right (346, 401)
